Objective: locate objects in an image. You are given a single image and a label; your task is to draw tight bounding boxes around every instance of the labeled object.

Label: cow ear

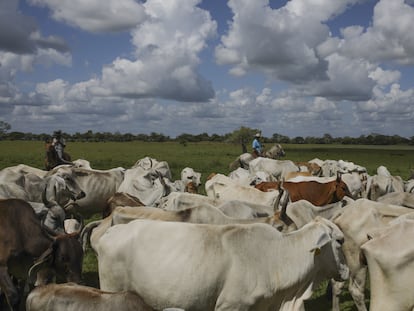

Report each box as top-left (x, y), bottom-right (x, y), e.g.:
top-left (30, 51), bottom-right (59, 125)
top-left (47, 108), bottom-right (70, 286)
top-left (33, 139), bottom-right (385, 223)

top-left (310, 232), bottom-right (331, 254)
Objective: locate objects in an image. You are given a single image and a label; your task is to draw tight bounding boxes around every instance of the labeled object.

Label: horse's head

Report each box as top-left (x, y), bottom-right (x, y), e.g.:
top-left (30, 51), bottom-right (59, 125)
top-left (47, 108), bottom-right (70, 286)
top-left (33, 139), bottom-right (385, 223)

top-left (275, 144), bottom-right (286, 158)
top-left (267, 144), bottom-right (285, 159)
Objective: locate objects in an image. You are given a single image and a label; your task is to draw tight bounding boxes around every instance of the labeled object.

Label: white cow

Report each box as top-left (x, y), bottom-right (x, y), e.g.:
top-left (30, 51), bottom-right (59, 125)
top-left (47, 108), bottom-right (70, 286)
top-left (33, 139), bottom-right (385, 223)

top-left (131, 156), bottom-right (171, 176)
top-left (284, 199), bottom-right (350, 232)
top-left (376, 192), bottom-right (414, 208)
top-left (313, 160), bottom-right (368, 197)
top-left (180, 167), bottom-right (201, 188)
top-left (71, 159), bottom-right (92, 169)
top-left (205, 173), bottom-right (281, 211)
top-left (405, 178), bottom-right (414, 193)
top-left (158, 192), bottom-right (223, 211)
top-left (341, 172), bottom-right (366, 199)
top-left (0, 164), bottom-right (47, 202)
top-left (217, 200), bottom-right (276, 218)
top-left (228, 167), bottom-right (273, 186)
top-left (97, 217), bottom-right (348, 311)
top-left (365, 166), bottom-right (405, 200)
top-left (361, 219), bottom-right (414, 311)
top-left (331, 199), bottom-right (414, 311)
top-left (0, 168), bottom-right (85, 234)
top-left (48, 166), bottom-right (125, 217)
top-left (118, 160), bottom-right (175, 206)
top-left (159, 191), bottom-right (274, 218)
top-left (0, 164), bottom-right (48, 180)
top-left (84, 204), bottom-right (284, 253)
top-left (248, 158), bottom-right (300, 180)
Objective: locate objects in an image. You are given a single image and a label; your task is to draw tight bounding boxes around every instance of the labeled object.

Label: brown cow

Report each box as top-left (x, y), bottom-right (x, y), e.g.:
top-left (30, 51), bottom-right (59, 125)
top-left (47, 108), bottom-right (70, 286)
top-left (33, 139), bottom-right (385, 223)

top-left (0, 198), bottom-right (83, 310)
top-left (26, 283), bottom-right (156, 311)
top-left (254, 181), bottom-right (281, 192)
top-left (103, 192), bottom-right (144, 218)
top-left (255, 174), bottom-right (352, 206)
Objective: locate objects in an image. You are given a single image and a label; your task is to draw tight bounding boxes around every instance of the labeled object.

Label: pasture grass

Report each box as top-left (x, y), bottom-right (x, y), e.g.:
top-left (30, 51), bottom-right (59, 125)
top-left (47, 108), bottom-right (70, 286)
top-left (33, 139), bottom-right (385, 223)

top-left (1, 140), bottom-right (413, 310)
top-left (1, 140), bottom-right (413, 179)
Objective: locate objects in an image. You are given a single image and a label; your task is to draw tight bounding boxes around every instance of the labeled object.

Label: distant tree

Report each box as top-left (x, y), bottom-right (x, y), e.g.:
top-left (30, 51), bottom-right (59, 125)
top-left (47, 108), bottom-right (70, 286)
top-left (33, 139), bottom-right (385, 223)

top-left (210, 134), bottom-right (223, 142)
top-left (229, 126), bottom-right (259, 153)
top-left (292, 136), bottom-right (305, 144)
top-left (271, 133), bottom-right (290, 143)
top-left (304, 136), bottom-right (317, 144)
top-left (195, 132), bottom-right (210, 142)
top-left (323, 133), bottom-right (333, 144)
top-left (7, 131), bottom-right (25, 140)
top-left (0, 121), bottom-right (11, 139)
top-left (176, 133), bottom-right (197, 143)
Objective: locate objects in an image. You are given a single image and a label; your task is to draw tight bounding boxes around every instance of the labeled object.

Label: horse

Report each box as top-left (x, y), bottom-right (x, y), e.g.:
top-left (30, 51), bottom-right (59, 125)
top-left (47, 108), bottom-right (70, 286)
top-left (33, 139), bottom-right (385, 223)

top-left (44, 141), bottom-right (72, 170)
top-left (229, 144), bottom-right (286, 170)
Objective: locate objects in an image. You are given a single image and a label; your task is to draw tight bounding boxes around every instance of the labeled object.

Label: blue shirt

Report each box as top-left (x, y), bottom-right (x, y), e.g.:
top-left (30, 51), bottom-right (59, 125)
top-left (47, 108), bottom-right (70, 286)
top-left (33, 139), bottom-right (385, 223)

top-left (252, 138), bottom-right (262, 153)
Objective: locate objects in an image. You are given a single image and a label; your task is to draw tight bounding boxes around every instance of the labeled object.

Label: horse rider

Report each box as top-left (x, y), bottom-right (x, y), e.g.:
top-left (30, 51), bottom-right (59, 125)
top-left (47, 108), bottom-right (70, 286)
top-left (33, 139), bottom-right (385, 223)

top-left (52, 130), bottom-right (71, 165)
top-left (252, 132), bottom-right (263, 158)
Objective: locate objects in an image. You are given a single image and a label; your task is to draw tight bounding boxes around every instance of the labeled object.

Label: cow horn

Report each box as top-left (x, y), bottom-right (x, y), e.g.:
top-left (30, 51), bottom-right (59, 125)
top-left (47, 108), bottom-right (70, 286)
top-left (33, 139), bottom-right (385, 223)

top-left (157, 170), bottom-right (171, 197)
top-left (279, 189), bottom-right (293, 225)
top-left (79, 219), bottom-right (102, 252)
top-left (272, 183), bottom-right (284, 213)
top-left (27, 244), bottom-right (55, 286)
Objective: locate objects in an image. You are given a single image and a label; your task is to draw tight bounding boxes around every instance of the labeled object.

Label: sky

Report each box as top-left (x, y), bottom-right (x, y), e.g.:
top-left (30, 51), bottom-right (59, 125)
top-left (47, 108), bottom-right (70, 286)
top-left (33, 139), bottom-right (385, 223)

top-left (1, 0), bottom-right (413, 138)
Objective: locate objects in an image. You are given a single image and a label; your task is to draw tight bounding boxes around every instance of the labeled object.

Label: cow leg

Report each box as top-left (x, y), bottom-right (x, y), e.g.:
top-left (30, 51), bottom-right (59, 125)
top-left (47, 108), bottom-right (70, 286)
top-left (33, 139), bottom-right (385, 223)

top-left (348, 268), bottom-right (368, 311)
top-left (330, 279), bottom-right (345, 311)
top-left (0, 266), bottom-right (19, 309)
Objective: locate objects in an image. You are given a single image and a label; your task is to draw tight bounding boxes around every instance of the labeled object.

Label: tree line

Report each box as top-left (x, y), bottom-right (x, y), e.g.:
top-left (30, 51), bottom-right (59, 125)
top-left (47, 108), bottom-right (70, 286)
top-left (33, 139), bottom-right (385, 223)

top-left (0, 122), bottom-right (413, 145)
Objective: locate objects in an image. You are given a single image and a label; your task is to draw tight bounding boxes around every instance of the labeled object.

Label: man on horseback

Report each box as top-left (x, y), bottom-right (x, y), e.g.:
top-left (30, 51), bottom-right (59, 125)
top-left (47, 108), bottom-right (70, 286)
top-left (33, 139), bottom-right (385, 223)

top-left (51, 130), bottom-right (72, 165)
top-left (252, 133), bottom-right (263, 158)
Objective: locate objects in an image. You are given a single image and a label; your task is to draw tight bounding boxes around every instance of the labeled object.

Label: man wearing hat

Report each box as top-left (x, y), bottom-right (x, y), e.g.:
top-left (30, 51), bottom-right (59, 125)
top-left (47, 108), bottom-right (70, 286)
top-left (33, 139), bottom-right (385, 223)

top-left (252, 132), bottom-right (263, 158)
top-left (52, 130), bottom-right (71, 164)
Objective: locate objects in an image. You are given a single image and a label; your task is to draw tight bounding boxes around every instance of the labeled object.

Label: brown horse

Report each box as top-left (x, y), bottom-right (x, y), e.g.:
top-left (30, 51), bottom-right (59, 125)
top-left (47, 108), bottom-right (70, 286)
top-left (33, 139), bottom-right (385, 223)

top-left (44, 141), bottom-right (72, 170)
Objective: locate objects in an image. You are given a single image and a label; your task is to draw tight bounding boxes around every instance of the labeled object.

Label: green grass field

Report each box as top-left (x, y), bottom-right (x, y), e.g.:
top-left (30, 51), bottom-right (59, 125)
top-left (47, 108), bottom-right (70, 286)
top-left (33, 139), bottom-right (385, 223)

top-left (1, 140), bottom-right (414, 310)
top-left (1, 140), bottom-right (413, 179)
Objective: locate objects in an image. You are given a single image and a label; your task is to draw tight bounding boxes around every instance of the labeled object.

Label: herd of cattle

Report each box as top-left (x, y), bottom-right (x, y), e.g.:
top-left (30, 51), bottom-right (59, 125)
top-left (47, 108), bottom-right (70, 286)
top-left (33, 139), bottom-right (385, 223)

top-left (1, 148), bottom-right (414, 310)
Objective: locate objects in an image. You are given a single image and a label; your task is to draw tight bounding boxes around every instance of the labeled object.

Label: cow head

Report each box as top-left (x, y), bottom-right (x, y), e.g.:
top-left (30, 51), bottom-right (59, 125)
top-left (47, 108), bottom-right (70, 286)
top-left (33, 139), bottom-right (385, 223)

top-left (181, 167), bottom-right (202, 190)
top-left (28, 233), bottom-right (83, 287)
top-left (59, 172), bottom-right (86, 202)
top-left (43, 171), bottom-right (86, 209)
top-left (335, 173), bottom-right (353, 201)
